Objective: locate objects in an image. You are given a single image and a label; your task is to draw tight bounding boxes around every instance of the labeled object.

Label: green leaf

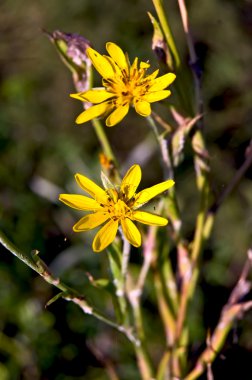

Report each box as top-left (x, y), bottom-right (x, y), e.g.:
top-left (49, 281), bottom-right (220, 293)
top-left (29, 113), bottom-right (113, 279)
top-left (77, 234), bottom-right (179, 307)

top-left (45, 292), bottom-right (66, 308)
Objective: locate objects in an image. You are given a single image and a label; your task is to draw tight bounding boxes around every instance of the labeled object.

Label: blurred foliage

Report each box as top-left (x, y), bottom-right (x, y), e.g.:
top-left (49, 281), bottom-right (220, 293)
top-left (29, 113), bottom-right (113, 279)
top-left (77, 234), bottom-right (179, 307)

top-left (0, 0), bottom-right (252, 379)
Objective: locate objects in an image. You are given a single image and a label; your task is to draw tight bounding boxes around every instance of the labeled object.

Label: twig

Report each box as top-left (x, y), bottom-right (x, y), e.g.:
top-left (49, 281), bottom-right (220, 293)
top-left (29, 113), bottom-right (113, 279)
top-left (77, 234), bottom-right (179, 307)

top-left (227, 249), bottom-right (252, 306)
top-left (0, 230), bottom-right (139, 346)
top-left (203, 139), bottom-right (252, 241)
top-left (184, 249), bottom-right (252, 380)
top-left (147, 115), bottom-right (182, 242)
top-left (121, 234), bottom-right (131, 293)
top-left (177, 0), bottom-right (203, 120)
top-left (87, 342), bottom-right (120, 380)
top-left (136, 225), bottom-right (157, 293)
top-left (147, 115), bottom-right (173, 179)
top-left (128, 290), bottom-right (155, 380)
top-left (209, 139), bottom-right (252, 214)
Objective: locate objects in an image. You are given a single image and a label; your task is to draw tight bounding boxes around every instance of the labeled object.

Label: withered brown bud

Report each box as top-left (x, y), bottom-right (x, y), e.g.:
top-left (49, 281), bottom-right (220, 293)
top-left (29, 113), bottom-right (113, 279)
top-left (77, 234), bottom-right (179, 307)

top-left (45, 30), bottom-right (92, 91)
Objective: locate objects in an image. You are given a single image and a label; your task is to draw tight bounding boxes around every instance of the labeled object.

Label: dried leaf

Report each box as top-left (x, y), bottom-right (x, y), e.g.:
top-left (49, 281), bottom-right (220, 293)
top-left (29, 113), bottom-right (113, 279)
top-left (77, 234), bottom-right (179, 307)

top-left (170, 110), bottom-right (202, 166)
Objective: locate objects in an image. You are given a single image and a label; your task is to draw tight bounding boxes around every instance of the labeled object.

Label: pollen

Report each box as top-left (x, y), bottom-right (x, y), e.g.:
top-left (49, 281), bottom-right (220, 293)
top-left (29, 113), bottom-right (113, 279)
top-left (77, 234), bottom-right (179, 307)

top-left (108, 199), bottom-right (131, 220)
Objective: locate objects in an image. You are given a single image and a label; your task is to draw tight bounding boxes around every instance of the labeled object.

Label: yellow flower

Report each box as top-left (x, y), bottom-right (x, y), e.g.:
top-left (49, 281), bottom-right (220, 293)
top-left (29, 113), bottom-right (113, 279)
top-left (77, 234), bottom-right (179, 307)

top-left (59, 164), bottom-right (174, 252)
top-left (71, 42), bottom-right (176, 127)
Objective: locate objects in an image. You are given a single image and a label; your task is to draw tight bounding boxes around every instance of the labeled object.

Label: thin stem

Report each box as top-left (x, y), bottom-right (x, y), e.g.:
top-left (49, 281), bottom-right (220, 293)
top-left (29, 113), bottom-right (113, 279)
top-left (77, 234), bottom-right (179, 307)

top-left (152, 0), bottom-right (194, 113)
top-left (88, 344), bottom-right (120, 380)
top-left (92, 118), bottom-right (118, 165)
top-left (191, 178), bottom-right (208, 263)
top-left (136, 225), bottom-right (156, 293)
top-left (152, 0), bottom-right (181, 68)
top-left (147, 115), bottom-right (182, 241)
top-left (74, 57), bottom-right (118, 165)
top-left (210, 139), bottom-right (252, 214)
top-left (128, 290), bottom-right (155, 380)
top-left (156, 350), bottom-right (172, 380)
top-left (203, 139), bottom-right (252, 241)
top-left (0, 230), bottom-right (139, 345)
top-left (0, 230), bottom-right (42, 275)
top-left (175, 174), bottom-right (208, 343)
top-left (121, 235), bottom-right (131, 290)
top-left (184, 250), bottom-right (252, 380)
top-left (175, 244), bottom-right (192, 339)
top-left (147, 115), bottom-right (173, 178)
top-left (107, 244), bottom-right (128, 324)
top-left (177, 0), bottom-right (196, 63)
top-left (154, 269), bottom-right (176, 346)
top-left (177, 0), bottom-right (203, 120)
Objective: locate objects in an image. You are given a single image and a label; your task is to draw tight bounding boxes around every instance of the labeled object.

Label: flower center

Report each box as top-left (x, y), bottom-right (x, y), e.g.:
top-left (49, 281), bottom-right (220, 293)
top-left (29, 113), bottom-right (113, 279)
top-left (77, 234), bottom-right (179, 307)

top-left (103, 65), bottom-right (150, 105)
top-left (107, 198), bottom-right (131, 221)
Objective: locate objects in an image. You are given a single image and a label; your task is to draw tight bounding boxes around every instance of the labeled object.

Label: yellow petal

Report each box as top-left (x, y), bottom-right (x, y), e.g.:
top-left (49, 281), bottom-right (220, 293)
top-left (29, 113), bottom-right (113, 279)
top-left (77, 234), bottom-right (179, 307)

top-left (121, 164), bottom-right (142, 200)
top-left (73, 212), bottom-right (110, 231)
top-left (105, 103), bottom-right (129, 127)
top-left (149, 73), bottom-right (176, 91)
top-left (80, 89), bottom-right (115, 103)
top-left (134, 99), bottom-right (151, 117)
top-left (106, 42), bottom-right (129, 73)
top-left (133, 211), bottom-right (168, 226)
top-left (86, 47), bottom-right (115, 78)
top-left (75, 173), bottom-right (108, 204)
top-left (121, 218), bottom-right (141, 247)
top-left (59, 194), bottom-right (102, 211)
top-left (103, 55), bottom-right (121, 75)
top-left (106, 188), bottom-right (118, 203)
top-left (143, 90), bottom-right (171, 103)
top-left (92, 219), bottom-right (119, 252)
top-left (134, 179), bottom-right (175, 207)
top-left (130, 57), bottom-right (138, 75)
top-left (76, 102), bottom-right (112, 124)
top-left (140, 61), bottom-right (150, 69)
top-left (70, 92), bottom-right (88, 101)
top-left (145, 69), bottom-right (159, 81)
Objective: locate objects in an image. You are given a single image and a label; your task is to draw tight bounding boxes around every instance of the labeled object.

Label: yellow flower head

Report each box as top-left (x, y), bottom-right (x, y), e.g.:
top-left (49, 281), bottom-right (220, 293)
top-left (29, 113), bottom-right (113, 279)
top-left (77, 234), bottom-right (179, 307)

top-left (71, 42), bottom-right (176, 127)
top-left (59, 165), bottom-right (174, 252)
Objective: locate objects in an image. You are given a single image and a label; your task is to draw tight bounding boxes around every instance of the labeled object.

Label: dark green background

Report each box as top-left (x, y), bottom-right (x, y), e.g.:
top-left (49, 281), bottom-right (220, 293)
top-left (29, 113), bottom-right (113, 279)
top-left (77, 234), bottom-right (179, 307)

top-left (0, 0), bottom-right (252, 379)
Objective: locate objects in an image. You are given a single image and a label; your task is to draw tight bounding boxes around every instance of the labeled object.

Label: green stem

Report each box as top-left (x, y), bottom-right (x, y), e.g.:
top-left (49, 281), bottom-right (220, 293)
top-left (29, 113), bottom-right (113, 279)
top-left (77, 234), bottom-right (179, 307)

top-left (76, 59), bottom-right (118, 166)
top-left (154, 269), bottom-right (176, 346)
top-left (177, 0), bottom-right (203, 119)
top-left (147, 115), bottom-right (182, 240)
top-left (184, 253), bottom-right (252, 380)
top-left (159, 245), bottom-right (179, 315)
top-left (191, 177), bottom-right (208, 263)
top-left (203, 139), bottom-right (252, 242)
top-left (121, 234), bottom-right (131, 289)
top-left (0, 230), bottom-right (139, 345)
top-left (92, 118), bottom-right (118, 164)
top-left (107, 244), bottom-right (129, 325)
top-left (147, 115), bottom-right (173, 178)
top-left (151, 0), bottom-right (194, 114)
top-left (152, 0), bottom-right (180, 68)
top-left (128, 291), bottom-right (155, 380)
top-left (175, 152), bottom-right (209, 341)
top-left (135, 345), bottom-right (155, 380)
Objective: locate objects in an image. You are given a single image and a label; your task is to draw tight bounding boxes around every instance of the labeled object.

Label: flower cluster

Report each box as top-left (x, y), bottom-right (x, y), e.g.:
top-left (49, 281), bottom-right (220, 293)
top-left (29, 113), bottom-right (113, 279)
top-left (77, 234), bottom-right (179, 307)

top-left (71, 42), bottom-right (176, 126)
top-left (59, 165), bottom-right (174, 252)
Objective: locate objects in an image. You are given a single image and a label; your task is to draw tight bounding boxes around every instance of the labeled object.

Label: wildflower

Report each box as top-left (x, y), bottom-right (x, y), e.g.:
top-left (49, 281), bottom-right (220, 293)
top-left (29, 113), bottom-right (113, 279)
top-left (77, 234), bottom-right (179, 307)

top-left (59, 164), bottom-right (174, 252)
top-left (71, 42), bottom-right (176, 127)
